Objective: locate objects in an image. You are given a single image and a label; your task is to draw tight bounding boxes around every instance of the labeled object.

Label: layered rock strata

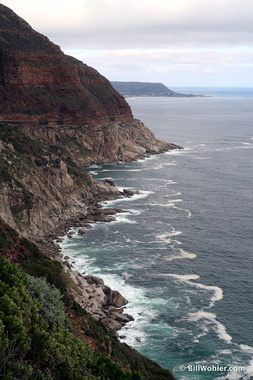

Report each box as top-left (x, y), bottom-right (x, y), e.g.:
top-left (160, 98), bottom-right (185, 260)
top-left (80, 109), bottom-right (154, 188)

top-left (0, 4), bottom-right (132, 125)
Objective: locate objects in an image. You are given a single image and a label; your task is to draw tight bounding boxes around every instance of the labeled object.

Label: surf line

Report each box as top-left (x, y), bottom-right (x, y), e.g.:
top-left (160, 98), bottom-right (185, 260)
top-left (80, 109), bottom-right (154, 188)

top-left (167, 273), bottom-right (232, 344)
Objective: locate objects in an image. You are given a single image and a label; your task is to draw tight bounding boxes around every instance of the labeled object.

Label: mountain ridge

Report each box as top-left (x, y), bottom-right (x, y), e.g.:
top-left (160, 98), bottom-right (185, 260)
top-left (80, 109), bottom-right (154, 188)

top-left (0, 4), bottom-right (132, 126)
top-left (111, 81), bottom-right (194, 97)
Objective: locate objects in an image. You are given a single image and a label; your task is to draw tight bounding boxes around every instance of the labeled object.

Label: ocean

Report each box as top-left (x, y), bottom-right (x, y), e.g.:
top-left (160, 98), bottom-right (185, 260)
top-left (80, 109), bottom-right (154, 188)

top-left (60, 88), bottom-right (253, 380)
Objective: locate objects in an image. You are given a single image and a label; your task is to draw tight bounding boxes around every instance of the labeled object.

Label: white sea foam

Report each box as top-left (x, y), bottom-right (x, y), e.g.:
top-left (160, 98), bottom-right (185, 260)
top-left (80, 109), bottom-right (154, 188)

top-left (122, 272), bottom-right (133, 279)
top-left (214, 145), bottom-right (253, 152)
top-left (187, 311), bottom-right (232, 344)
top-left (215, 321), bottom-right (233, 344)
top-left (157, 228), bottom-right (182, 244)
top-left (154, 181), bottom-right (177, 191)
top-left (192, 282), bottom-right (223, 306)
top-left (150, 199), bottom-right (183, 208)
top-left (163, 192), bottom-right (182, 197)
top-left (240, 345), bottom-right (253, 355)
top-left (157, 228), bottom-right (182, 239)
top-left (187, 310), bottom-right (216, 321)
top-left (192, 156), bottom-right (211, 160)
top-left (168, 274), bottom-right (231, 345)
top-left (165, 250), bottom-right (197, 261)
top-left (150, 197), bottom-right (192, 218)
top-left (167, 274), bottom-right (200, 281)
top-left (110, 215), bottom-right (136, 224)
top-left (107, 189), bottom-right (154, 205)
top-left (166, 268), bottom-right (223, 305)
top-left (161, 161), bottom-right (178, 166)
top-left (165, 147), bottom-right (192, 155)
top-left (88, 164), bottom-right (101, 169)
top-left (239, 345), bottom-right (253, 380)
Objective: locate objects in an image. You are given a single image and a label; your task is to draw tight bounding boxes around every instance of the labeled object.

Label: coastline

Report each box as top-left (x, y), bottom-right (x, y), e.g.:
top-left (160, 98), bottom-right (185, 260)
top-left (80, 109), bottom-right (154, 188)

top-left (32, 145), bottom-right (182, 336)
top-left (38, 187), bottom-right (141, 335)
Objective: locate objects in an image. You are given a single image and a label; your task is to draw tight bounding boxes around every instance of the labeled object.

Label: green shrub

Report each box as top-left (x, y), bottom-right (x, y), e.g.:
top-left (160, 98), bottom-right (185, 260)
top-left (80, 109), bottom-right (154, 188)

top-left (26, 275), bottom-right (69, 327)
top-left (22, 255), bottom-right (69, 297)
top-left (0, 257), bottom-right (143, 379)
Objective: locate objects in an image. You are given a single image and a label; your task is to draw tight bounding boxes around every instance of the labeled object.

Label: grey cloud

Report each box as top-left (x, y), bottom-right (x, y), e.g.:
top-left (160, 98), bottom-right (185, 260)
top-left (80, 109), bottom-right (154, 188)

top-left (6, 0), bottom-right (253, 50)
top-left (3, 0), bottom-right (253, 86)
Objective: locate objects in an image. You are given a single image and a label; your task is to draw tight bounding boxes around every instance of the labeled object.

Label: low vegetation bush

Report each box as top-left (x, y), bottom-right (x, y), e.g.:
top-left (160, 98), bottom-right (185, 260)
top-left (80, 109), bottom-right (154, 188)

top-left (0, 257), bottom-right (143, 379)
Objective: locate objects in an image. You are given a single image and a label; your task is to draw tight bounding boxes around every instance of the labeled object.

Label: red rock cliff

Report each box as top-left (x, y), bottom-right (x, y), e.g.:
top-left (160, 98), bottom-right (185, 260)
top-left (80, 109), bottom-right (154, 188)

top-left (0, 4), bottom-right (132, 125)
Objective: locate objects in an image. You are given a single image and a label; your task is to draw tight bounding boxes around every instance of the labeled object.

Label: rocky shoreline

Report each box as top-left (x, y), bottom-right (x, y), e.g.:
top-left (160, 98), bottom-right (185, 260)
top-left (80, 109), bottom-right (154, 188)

top-left (37, 185), bottom-right (139, 336)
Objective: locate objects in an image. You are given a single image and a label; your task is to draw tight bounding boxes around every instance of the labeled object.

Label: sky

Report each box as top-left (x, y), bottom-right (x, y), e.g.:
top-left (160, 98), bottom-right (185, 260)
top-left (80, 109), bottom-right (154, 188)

top-left (2, 0), bottom-right (253, 87)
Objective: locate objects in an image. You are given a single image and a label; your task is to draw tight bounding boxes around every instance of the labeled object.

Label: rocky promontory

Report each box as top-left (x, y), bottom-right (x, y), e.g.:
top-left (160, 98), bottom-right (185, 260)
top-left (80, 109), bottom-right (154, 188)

top-left (111, 81), bottom-right (195, 97)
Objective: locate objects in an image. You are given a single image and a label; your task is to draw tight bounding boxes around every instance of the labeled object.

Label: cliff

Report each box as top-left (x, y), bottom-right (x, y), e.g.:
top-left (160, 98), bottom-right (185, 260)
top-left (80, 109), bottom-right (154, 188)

top-left (0, 120), bottom-right (179, 241)
top-left (0, 4), bottom-right (132, 125)
top-left (0, 5), bottom-right (179, 378)
top-left (0, 3), bottom-right (180, 240)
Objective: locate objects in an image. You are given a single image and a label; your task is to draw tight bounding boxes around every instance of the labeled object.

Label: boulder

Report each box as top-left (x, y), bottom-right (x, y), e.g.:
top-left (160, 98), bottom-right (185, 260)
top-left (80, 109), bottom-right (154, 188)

top-left (107, 289), bottom-right (128, 308)
top-left (101, 318), bottom-right (122, 331)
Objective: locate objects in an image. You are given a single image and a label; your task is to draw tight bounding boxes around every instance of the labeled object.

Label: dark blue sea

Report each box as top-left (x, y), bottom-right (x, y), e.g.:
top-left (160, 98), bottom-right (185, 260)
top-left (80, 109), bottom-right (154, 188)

top-left (61, 88), bottom-right (253, 380)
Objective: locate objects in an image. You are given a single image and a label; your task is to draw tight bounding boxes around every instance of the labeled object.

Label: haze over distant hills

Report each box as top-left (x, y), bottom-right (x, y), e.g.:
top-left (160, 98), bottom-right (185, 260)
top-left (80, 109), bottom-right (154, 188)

top-left (111, 81), bottom-right (194, 97)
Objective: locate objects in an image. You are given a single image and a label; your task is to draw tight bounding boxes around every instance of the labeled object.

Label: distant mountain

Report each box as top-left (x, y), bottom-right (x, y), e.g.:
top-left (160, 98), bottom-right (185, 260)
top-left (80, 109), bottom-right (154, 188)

top-left (111, 81), bottom-right (194, 97)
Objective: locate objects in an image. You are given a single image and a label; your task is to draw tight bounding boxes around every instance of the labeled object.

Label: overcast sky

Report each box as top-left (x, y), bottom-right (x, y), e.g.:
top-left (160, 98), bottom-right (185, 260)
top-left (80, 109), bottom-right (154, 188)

top-left (2, 0), bottom-right (253, 87)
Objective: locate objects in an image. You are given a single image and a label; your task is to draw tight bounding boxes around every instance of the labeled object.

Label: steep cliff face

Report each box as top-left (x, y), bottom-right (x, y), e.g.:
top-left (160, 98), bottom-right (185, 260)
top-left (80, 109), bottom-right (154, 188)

top-left (0, 120), bottom-right (178, 240)
top-left (0, 4), bottom-right (181, 240)
top-left (0, 4), bottom-right (132, 125)
top-left (25, 119), bottom-right (179, 165)
top-left (0, 123), bottom-right (122, 240)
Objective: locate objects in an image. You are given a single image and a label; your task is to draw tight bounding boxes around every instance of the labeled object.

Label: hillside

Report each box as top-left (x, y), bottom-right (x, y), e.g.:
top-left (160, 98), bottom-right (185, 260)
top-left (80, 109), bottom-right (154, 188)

top-left (111, 81), bottom-right (193, 97)
top-left (0, 220), bottom-right (176, 379)
top-left (0, 4), bottom-right (179, 379)
top-left (0, 4), bottom-right (132, 126)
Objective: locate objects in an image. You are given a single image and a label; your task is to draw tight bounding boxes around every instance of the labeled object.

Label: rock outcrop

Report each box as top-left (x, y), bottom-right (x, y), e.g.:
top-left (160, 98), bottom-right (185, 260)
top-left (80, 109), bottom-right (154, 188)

top-left (24, 119), bottom-right (179, 166)
top-left (67, 269), bottom-right (134, 334)
top-left (0, 121), bottom-right (179, 242)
